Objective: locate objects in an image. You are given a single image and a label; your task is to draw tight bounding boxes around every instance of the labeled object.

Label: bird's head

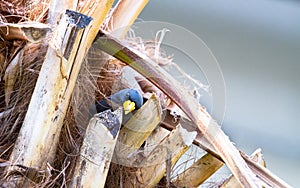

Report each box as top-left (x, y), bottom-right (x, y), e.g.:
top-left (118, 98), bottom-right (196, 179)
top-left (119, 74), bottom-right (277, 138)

top-left (108, 88), bottom-right (143, 115)
top-left (123, 89), bottom-right (143, 114)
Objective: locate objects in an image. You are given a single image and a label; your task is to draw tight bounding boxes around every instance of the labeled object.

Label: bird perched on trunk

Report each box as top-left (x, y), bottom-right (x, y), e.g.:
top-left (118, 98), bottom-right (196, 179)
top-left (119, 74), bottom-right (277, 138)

top-left (96, 89), bottom-right (143, 115)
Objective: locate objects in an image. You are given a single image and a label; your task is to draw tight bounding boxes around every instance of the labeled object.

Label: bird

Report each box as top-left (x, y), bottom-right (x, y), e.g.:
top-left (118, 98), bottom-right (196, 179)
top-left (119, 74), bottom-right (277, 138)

top-left (95, 89), bottom-right (143, 115)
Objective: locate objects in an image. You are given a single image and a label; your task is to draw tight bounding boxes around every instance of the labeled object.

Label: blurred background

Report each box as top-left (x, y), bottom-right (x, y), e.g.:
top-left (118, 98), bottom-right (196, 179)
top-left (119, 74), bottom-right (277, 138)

top-left (139, 0), bottom-right (300, 186)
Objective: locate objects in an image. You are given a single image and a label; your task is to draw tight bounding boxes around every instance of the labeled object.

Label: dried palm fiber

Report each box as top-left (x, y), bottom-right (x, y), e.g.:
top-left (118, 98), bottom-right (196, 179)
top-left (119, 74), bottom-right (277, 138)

top-left (0, 0), bottom-right (26, 23)
top-left (0, 30), bottom-right (26, 78)
top-left (94, 53), bottom-right (126, 100)
top-left (0, 41), bottom-right (47, 178)
top-left (0, 0), bottom-right (49, 153)
top-left (25, 0), bottom-right (50, 22)
top-left (0, 41), bottom-right (47, 145)
top-left (0, 0), bottom-right (49, 23)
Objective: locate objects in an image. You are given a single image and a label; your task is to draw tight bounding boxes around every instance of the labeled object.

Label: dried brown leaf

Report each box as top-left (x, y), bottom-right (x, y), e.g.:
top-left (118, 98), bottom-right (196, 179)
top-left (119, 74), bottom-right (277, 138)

top-left (4, 49), bottom-right (23, 106)
top-left (0, 22), bottom-right (51, 43)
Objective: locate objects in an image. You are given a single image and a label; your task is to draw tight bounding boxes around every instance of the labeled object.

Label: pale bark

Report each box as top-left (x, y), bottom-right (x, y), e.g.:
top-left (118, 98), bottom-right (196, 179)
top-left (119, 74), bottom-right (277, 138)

top-left (172, 153), bottom-right (223, 187)
top-left (113, 94), bottom-right (161, 166)
top-left (70, 109), bottom-right (122, 188)
top-left (135, 125), bottom-right (196, 187)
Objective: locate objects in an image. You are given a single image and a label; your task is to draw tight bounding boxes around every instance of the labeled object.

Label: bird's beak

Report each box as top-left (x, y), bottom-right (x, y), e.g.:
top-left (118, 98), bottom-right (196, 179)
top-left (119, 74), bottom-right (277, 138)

top-left (123, 100), bottom-right (136, 115)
